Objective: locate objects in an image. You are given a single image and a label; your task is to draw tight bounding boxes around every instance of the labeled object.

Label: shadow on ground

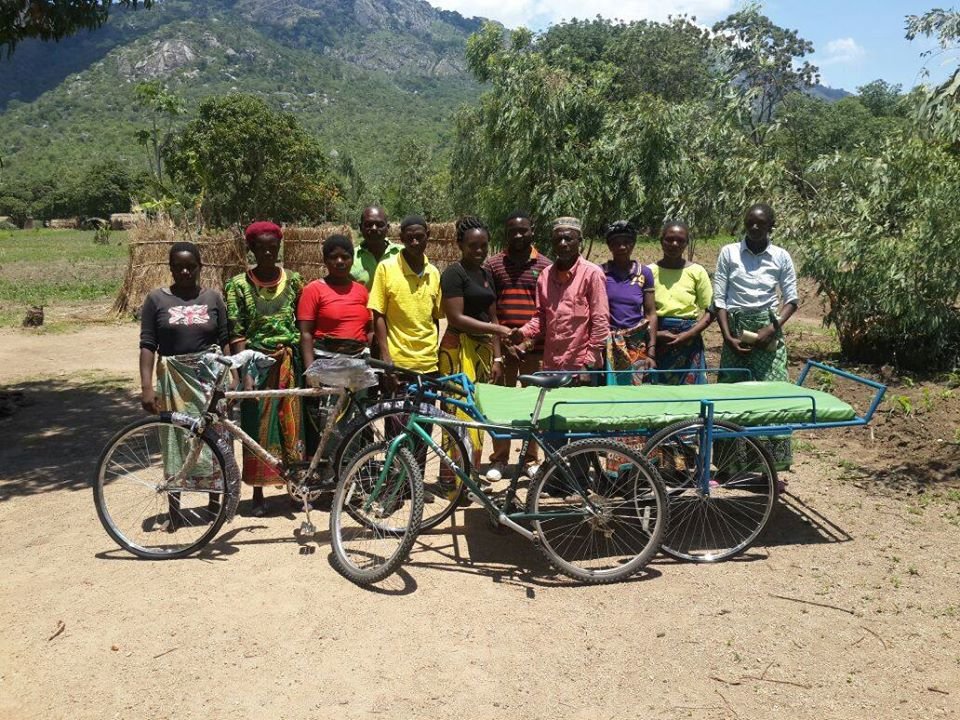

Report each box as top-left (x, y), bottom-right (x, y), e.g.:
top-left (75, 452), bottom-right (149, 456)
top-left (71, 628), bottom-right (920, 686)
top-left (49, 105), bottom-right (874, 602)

top-left (0, 377), bottom-right (140, 500)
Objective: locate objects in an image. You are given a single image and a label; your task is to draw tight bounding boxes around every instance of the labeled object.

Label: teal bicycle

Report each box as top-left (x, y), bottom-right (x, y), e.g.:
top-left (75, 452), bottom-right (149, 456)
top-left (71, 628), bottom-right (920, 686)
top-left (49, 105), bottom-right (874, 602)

top-left (329, 372), bottom-right (670, 585)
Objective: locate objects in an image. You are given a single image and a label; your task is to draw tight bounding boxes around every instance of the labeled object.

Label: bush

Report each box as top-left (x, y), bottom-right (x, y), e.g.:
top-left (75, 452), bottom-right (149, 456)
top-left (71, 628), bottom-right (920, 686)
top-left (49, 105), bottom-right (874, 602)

top-left (785, 133), bottom-right (960, 372)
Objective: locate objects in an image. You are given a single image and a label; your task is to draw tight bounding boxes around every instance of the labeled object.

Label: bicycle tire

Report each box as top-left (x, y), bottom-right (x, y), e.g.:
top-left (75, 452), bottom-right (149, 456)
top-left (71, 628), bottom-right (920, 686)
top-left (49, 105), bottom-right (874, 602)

top-left (329, 441), bottom-right (424, 585)
top-left (93, 417), bottom-right (230, 559)
top-left (526, 438), bottom-right (668, 584)
top-left (643, 418), bottom-right (779, 562)
top-left (334, 400), bottom-right (469, 529)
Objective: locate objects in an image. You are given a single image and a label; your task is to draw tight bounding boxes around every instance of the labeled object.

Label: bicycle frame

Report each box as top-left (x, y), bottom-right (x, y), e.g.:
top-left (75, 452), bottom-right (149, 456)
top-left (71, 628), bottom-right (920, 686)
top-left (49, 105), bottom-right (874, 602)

top-left (375, 412), bottom-right (610, 542)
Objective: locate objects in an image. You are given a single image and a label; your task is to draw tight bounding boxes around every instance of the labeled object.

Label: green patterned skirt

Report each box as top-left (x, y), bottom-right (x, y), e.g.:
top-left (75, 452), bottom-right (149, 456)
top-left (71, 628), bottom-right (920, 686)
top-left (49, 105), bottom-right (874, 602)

top-left (719, 309), bottom-right (792, 471)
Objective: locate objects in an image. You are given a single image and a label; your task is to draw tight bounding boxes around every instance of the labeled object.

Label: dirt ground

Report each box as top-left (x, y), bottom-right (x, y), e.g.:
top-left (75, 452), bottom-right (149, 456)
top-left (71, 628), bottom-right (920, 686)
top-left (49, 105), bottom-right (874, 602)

top-left (1, 320), bottom-right (959, 720)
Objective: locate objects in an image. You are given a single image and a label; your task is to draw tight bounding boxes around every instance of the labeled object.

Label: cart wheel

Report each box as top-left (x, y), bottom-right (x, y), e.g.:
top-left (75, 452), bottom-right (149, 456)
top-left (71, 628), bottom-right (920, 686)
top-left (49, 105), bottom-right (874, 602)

top-left (644, 418), bottom-right (778, 562)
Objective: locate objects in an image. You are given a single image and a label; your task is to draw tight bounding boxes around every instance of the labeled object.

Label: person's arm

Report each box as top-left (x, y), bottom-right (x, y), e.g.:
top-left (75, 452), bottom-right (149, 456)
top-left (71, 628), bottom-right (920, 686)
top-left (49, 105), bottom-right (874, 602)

top-left (757, 251), bottom-right (799, 346)
top-left (511, 274), bottom-right (545, 345)
top-left (224, 278), bottom-right (247, 354)
top-left (372, 311), bottom-right (391, 365)
top-left (642, 268), bottom-right (657, 368)
top-left (139, 347), bottom-right (158, 413)
top-left (489, 301), bottom-right (504, 383)
top-left (442, 295), bottom-right (510, 336)
top-left (138, 293), bottom-right (160, 413)
top-left (298, 320), bottom-right (316, 370)
top-left (586, 269), bottom-right (610, 368)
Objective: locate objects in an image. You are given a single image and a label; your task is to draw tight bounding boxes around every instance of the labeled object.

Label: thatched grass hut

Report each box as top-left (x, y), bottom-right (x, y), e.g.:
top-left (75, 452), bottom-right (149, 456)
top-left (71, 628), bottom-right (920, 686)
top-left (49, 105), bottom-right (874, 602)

top-left (114, 219), bottom-right (462, 317)
top-left (113, 218), bottom-right (246, 317)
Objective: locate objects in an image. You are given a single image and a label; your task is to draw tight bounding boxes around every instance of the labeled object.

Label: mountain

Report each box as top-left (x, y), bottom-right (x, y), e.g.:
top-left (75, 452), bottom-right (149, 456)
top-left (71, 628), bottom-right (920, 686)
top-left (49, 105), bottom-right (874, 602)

top-left (0, 0), bottom-right (486, 194)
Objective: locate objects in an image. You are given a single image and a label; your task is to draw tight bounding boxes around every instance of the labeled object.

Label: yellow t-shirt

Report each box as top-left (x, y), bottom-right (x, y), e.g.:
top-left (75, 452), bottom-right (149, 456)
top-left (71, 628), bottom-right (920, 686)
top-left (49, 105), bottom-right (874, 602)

top-left (651, 262), bottom-right (713, 319)
top-left (368, 252), bottom-right (444, 373)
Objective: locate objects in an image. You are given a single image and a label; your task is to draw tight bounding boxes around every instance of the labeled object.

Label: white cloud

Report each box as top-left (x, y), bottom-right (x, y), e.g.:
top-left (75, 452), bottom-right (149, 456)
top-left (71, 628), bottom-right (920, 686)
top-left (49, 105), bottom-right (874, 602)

top-left (820, 37), bottom-right (866, 66)
top-left (429, 0), bottom-right (735, 30)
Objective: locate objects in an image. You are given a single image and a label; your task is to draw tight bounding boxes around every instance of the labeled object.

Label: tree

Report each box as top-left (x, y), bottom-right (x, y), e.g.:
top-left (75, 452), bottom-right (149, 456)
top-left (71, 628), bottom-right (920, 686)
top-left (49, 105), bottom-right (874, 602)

top-left (906, 9), bottom-right (960, 143)
top-left (857, 79), bottom-right (904, 118)
top-left (383, 141), bottom-right (452, 221)
top-left (164, 94), bottom-right (342, 226)
top-left (0, 1), bottom-right (153, 56)
top-left (712, 4), bottom-right (819, 144)
top-left (134, 81), bottom-right (184, 185)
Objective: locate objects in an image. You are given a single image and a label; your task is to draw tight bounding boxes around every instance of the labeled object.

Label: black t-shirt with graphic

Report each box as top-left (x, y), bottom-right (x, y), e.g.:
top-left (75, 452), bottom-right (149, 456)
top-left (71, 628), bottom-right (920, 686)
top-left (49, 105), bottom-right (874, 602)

top-left (140, 287), bottom-right (229, 357)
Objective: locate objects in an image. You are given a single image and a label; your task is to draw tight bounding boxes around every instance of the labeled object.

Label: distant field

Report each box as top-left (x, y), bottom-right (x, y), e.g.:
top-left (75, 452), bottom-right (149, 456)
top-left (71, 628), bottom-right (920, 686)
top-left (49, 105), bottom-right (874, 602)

top-left (0, 229), bottom-right (129, 327)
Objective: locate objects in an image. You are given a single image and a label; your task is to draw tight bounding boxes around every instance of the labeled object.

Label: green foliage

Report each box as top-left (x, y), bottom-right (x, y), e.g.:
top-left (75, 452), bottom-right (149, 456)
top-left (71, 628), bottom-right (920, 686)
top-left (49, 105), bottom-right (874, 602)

top-left (133, 80), bottom-right (185, 183)
top-left (857, 80), bottom-right (906, 118)
top-left (784, 133), bottom-right (960, 371)
top-left (452, 16), bottom-right (777, 239)
top-left (0, 0), bottom-right (153, 56)
top-left (164, 94), bottom-right (342, 226)
top-left (382, 142), bottom-right (452, 221)
top-left (906, 10), bottom-right (960, 143)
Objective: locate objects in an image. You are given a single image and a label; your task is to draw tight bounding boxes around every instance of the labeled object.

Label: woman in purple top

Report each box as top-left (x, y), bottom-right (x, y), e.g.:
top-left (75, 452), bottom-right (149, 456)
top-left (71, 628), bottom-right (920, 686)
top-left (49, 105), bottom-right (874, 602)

top-left (602, 221), bottom-right (657, 385)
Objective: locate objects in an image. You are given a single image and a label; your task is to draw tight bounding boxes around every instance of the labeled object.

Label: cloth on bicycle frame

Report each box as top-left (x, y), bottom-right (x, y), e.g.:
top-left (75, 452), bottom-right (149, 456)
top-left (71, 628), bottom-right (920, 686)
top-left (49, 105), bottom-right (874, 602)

top-left (156, 352), bottom-right (222, 490)
top-left (474, 381), bottom-right (856, 432)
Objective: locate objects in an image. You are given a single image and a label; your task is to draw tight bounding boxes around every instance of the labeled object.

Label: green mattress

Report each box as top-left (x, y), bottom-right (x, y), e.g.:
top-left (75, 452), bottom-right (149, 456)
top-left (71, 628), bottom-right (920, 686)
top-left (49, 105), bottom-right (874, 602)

top-left (473, 381), bottom-right (857, 432)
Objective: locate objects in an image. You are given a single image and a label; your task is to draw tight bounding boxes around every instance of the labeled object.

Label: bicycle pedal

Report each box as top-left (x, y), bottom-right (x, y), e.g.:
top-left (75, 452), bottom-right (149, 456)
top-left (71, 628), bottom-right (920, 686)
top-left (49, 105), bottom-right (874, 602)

top-left (300, 521), bottom-right (316, 535)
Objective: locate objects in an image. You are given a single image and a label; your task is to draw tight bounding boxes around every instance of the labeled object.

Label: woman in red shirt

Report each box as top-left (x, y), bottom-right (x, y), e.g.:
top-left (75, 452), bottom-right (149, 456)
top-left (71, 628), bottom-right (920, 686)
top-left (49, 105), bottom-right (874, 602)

top-left (297, 234), bottom-right (372, 455)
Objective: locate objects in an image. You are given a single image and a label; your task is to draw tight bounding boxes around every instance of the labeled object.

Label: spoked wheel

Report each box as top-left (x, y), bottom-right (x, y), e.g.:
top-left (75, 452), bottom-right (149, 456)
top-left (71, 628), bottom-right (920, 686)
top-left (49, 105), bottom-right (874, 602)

top-left (526, 439), bottom-right (668, 584)
top-left (329, 441), bottom-right (424, 585)
top-left (644, 419), bottom-right (779, 563)
top-left (335, 402), bottom-right (469, 529)
top-left (93, 418), bottom-right (229, 559)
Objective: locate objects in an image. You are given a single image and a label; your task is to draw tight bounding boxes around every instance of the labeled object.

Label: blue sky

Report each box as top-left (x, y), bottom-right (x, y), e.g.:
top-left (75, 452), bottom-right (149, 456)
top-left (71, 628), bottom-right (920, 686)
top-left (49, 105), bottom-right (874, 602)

top-left (430, 0), bottom-right (946, 93)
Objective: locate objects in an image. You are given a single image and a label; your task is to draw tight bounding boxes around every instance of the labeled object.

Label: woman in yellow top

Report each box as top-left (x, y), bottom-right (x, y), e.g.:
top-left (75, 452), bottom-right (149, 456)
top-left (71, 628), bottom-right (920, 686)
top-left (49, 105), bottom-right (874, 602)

top-left (651, 221), bottom-right (714, 384)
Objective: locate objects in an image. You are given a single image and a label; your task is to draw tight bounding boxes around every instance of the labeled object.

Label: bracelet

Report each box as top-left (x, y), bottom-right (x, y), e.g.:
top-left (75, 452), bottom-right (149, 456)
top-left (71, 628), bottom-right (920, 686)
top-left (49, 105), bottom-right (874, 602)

top-left (492, 357), bottom-right (504, 363)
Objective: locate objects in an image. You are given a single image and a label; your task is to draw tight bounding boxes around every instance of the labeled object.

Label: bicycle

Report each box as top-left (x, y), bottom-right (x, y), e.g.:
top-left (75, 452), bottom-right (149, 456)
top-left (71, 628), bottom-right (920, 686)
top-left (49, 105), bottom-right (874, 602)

top-left (93, 348), bottom-right (417, 561)
top-left (329, 372), bottom-right (670, 585)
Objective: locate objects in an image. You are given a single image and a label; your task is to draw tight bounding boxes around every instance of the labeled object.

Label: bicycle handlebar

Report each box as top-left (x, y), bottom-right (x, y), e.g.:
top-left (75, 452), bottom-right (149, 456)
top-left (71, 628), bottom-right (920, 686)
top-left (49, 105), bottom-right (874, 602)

top-left (365, 358), bottom-right (467, 397)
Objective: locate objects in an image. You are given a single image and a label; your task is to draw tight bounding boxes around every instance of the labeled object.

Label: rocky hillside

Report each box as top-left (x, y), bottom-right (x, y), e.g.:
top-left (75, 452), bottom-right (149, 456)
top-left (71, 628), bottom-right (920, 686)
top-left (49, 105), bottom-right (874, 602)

top-left (0, 0), bottom-right (485, 190)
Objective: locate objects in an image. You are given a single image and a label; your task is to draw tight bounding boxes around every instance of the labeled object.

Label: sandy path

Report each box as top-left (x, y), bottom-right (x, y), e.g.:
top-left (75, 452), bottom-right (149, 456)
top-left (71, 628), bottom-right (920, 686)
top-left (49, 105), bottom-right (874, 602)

top-left (1, 325), bottom-right (958, 720)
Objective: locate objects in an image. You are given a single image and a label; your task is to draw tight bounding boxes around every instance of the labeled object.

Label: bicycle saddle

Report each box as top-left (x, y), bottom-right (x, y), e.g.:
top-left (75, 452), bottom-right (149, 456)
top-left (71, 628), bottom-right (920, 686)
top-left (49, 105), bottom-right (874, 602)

top-left (518, 373), bottom-right (575, 389)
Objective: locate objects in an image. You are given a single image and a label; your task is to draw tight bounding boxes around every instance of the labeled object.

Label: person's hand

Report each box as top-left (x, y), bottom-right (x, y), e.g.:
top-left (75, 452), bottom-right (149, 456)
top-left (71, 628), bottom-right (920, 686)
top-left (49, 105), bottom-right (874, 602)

top-left (503, 342), bottom-right (521, 361)
top-left (665, 331), bottom-right (690, 347)
top-left (724, 335), bottom-right (752, 355)
top-left (644, 356), bottom-right (657, 370)
top-left (755, 324), bottom-right (777, 348)
top-left (656, 329), bottom-right (677, 345)
top-left (242, 372), bottom-right (256, 392)
top-left (508, 328), bottom-right (526, 346)
top-left (140, 388), bottom-right (159, 414)
top-left (490, 359), bottom-right (504, 384)
top-left (492, 324), bottom-right (512, 337)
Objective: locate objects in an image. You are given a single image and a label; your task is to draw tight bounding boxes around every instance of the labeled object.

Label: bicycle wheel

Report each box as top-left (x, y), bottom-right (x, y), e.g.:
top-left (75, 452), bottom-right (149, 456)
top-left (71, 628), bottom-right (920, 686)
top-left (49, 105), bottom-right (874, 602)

top-left (643, 419), bottom-right (778, 562)
top-left (330, 441), bottom-right (424, 585)
top-left (335, 401), bottom-right (469, 529)
top-left (94, 418), bottom-right (229, 559)
top-left (526, 438), bottom-right (668, 584)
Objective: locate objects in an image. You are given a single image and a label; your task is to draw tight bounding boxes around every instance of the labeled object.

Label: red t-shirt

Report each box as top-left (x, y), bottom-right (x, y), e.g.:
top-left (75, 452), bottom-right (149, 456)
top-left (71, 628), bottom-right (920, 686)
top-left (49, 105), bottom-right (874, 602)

top-left (296, 279), bottom-right (371, 343)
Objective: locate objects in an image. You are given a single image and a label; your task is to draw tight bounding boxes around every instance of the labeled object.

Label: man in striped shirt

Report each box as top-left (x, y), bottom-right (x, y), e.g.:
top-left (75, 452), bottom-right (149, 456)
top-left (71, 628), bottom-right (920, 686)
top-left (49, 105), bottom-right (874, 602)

top-left (484, 210), bottom-right (552, 471)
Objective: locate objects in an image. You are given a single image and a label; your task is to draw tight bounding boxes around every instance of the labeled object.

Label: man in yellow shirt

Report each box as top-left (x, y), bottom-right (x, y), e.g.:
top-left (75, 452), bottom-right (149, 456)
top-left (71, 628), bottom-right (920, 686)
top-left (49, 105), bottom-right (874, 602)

top-left (368, 215), bottom-right (443, 374)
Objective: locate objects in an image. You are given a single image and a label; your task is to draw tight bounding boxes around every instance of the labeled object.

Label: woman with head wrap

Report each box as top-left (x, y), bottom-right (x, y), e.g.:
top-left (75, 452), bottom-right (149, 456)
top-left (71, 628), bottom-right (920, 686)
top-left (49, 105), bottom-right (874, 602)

top-left (139, 241), bottom-right (230, 530)
top-left (601, 220), bottom-right (658, 385)
top-left (225, 221), bottom-right (305, 516)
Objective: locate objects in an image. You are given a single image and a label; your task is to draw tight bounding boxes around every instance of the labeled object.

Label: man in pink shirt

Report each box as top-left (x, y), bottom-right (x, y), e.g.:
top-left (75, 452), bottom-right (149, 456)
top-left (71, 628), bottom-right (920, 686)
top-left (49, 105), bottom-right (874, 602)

top-left (510, 217), bottom-right (610, 379)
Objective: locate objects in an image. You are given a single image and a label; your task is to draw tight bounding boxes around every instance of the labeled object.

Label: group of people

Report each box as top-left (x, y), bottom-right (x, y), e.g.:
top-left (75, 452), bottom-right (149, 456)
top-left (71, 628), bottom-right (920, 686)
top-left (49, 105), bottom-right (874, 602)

top-left (139, 202), bottom-right (798, 515)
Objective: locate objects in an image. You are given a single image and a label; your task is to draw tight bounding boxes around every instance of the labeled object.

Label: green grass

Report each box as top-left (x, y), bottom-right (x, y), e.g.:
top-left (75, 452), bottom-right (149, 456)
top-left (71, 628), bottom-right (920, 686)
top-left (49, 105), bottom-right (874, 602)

top-left (0, 229), bottom-right (128, 326)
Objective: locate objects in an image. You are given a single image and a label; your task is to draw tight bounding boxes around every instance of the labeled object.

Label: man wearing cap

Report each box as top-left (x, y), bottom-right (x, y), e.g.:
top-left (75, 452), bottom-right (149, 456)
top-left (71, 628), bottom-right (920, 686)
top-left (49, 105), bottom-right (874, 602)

top-left (368, 215), bottom-right (443, 376)
top-left (510, 217), bottom-right (609, 380)
top-left (352, 205), bottom-right (402, 291)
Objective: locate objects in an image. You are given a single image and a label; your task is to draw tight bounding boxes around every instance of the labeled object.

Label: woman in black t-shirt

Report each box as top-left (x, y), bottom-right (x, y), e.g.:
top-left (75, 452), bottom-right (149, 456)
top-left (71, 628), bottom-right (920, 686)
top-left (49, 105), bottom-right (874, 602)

top-left (439, 218), bottom-right (511, 464)
top-left (138, 241), bottom-right (229, 530)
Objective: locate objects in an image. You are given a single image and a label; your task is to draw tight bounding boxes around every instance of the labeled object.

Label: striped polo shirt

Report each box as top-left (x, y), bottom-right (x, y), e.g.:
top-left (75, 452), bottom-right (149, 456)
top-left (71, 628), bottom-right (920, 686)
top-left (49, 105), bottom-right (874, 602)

top-left (485, 249), bottom-right (552, 346)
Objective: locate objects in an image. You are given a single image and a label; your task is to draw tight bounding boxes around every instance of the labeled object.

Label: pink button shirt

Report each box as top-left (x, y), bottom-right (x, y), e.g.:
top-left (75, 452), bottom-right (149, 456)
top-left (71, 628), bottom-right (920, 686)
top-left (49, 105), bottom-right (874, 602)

top-left (520, 255), bottom-right (610, 370)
